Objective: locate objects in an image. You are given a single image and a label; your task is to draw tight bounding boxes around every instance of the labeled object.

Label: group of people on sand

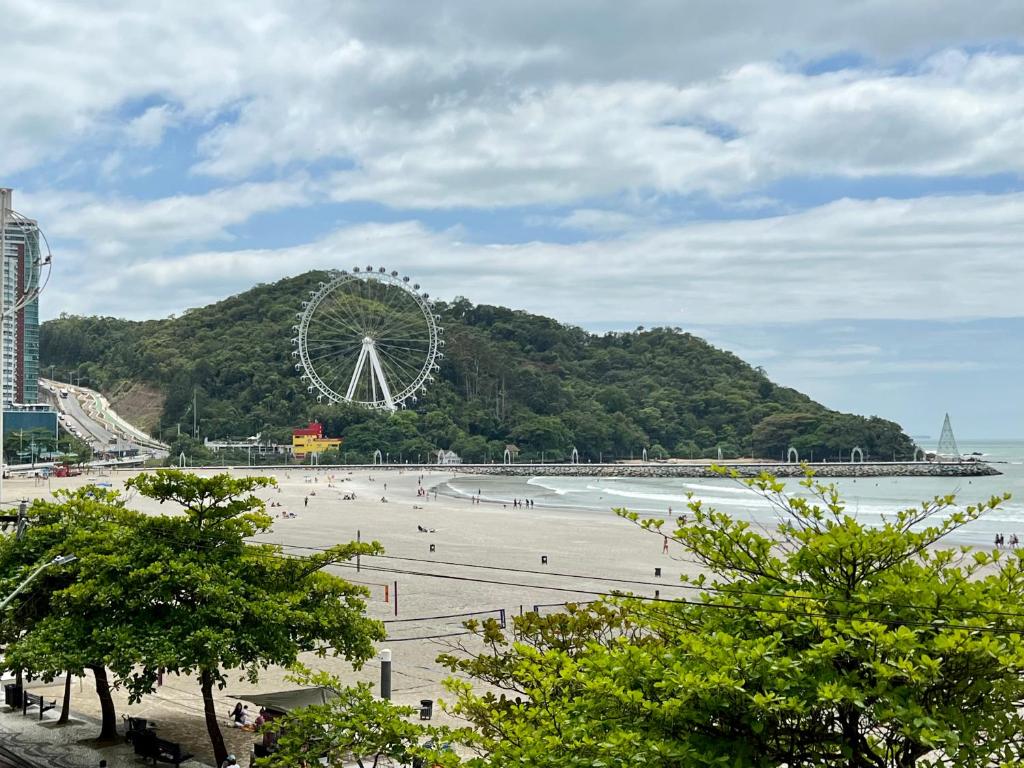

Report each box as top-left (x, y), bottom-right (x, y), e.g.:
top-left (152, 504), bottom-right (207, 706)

top-left (995, 533), bottom-right (1019, 548)
top-left (267, 500), bottom-right (298, 518)
top-left (512, 498), bottom-right (533, 508)
top-left (226, 703), bottom-right (278, 760)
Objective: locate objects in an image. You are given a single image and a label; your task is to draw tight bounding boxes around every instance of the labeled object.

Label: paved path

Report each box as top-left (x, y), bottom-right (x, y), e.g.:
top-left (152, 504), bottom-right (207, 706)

top-left (0, 707), bottom-right (211, 768)
top-left (0, 744), bottom-right (36, 768)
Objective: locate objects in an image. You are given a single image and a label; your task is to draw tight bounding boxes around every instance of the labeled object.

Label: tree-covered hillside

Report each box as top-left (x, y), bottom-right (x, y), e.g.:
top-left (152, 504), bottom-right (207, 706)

top-left (40, 272), bottom-right (915, 463)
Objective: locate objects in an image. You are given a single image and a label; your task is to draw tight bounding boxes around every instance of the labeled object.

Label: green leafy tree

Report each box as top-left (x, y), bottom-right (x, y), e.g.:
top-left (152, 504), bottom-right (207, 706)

top-left (511, 415), bottom-right (573, 460)
top-left (0, 487), bottom-right (140, 740)
top-left (118, 470), bottom-right (386, 765)
top-left (255, 667), bottom-right (458, 768)
top-left (440, 471), bottom-right (1024, 767)
top-left (2, 472), bottom-right (386, 762)
top-left (4, 427), bottom-right (59, 463)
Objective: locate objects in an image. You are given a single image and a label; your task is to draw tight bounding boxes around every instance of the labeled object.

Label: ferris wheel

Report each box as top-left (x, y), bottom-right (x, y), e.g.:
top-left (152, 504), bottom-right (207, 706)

top-left (292, 267), bottom-right (443, 411)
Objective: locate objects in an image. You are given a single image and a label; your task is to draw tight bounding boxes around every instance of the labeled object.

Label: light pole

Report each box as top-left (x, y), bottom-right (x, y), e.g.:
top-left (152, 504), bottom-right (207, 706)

top-left (0, 554), bottom-right (77, 610)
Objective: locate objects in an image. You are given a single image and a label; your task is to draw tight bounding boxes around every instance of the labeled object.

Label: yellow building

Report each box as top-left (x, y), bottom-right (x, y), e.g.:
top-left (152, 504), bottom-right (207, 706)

top-left (292, 421), bottom-right (342, 457)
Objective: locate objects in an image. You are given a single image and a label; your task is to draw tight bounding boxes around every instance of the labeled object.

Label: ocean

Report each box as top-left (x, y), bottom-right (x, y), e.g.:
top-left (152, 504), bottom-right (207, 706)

top-left (440, 439), bottom-right (1024, 548)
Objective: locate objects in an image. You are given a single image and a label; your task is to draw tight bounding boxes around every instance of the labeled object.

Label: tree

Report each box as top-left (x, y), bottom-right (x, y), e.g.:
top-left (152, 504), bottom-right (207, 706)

top-left (1, 472), bottom-right (386, 762)
top-left (0, 487), bottom-right (140, 740)
top-left (4, 428), bottom-right (52, 463)
top-left (440, 470), bottom-right (1024, 767)
top-left (511, 416), bottom-right (573, 460)
top-left (254, 667), bottom-right (458, 768)
top-left (119, 470), bottom-right (386, 765)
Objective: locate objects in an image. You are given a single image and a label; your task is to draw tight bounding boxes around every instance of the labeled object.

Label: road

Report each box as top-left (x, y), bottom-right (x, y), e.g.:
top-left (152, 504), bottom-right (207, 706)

top-left (39, 379), bottom-right (167, 459)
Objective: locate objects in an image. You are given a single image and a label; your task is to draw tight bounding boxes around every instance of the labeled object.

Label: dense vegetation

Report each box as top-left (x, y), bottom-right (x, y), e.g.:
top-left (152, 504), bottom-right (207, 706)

top-left (40, 271), bottom-right (915, 462)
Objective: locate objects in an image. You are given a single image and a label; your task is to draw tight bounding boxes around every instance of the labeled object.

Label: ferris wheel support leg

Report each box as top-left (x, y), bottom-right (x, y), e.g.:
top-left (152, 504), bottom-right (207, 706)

top-left (367, 344), bottom-right (397, 412)
top-left (346, 344), bottom-right (370, 402)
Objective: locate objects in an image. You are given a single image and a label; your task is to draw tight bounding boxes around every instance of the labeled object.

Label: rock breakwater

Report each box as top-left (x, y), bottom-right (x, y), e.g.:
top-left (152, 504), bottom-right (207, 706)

top-left (445, 461), bottom-right (1000, 478)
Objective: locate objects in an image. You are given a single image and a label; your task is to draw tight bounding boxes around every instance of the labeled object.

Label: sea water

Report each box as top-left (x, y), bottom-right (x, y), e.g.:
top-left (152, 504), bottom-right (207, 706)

top-left (440, 439), bottom-right (1024, 548)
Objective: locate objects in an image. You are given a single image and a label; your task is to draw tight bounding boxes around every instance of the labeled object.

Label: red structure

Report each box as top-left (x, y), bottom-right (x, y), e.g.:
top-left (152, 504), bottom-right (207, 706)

top-left (293, 422), bottom-right (325, 439)
top-left (291, 421), bottom-right (342, 457)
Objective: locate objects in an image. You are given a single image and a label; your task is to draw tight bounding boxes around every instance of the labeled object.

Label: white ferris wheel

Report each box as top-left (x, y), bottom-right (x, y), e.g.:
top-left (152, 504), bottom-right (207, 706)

top-left (292, 267), bottom-right (443, 411)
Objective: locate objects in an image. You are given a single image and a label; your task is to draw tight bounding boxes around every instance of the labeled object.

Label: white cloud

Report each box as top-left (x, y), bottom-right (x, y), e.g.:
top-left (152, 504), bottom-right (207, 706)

top-left (43, 191), bottom-right (1024, 325)
top-left (21, 179), bottom-right (315, 259)
top-left (529, 209), bottom-right (650, 234)
top-left (125, 105), bottom-right (178, 147)
top-left (3, 0), bottom-right (1023, 205)
top-left (188, 52), bottom-right (1024, 208)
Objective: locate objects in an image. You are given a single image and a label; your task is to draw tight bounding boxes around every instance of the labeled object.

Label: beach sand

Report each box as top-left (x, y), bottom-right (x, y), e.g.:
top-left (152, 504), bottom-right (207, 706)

top-left (3, 466), bottom-right (703, 765)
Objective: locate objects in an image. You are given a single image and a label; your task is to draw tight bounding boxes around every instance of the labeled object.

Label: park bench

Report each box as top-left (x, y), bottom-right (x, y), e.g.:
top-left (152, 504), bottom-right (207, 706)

top-left (22, 691), bottom-right (56, 720)
top-left (123, 714), bottom-right (156, 745)
top-left (133, 730), bottom-right (194, 766)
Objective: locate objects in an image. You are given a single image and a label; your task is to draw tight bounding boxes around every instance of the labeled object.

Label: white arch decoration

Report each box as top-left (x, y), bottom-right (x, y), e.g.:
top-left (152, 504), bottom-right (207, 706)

top-left (504, 448), bottom-right (513, 465)
top-left (179, 452), bottom-right (187, 468)
top-left (642, 447), bottom-right (648, 462)
top-left (850, 446), bottom-right (864, 463)
top-left (373, 449), bottom-right (383, 465)
top-left (787, 447), bottom-right (799, 463)
top-left (436, 449), bottom-right (446, 465)
top-left (571, 447), bottom-right (579, 465)
top-left (717, 446), bottom-right (723, 461)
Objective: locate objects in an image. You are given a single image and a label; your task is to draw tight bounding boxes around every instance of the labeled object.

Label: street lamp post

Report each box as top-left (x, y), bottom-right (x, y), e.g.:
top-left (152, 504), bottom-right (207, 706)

top-left (0, 554), bottom-right (77, 610)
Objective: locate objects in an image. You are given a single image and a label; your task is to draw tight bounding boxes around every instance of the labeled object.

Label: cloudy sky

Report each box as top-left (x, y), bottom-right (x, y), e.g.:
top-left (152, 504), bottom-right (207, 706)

top-left (4, 1), bottom-right (1023, 439)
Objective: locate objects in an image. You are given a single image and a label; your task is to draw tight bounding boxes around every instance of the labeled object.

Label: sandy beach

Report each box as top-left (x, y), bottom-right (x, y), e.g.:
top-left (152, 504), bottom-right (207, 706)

top-left (2, 466), bottom-right (704, 765)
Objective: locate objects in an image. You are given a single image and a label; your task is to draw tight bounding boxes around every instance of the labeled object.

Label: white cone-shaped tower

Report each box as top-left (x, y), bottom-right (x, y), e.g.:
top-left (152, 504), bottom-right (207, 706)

top-left (936, 413), bottom-right (959, 461)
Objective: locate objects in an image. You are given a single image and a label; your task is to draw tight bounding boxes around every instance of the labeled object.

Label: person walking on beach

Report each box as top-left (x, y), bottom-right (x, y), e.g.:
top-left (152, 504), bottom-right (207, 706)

top-left (304, 496), bottom-right (308, 508)
top-left (662, 535), bottom-right (669, 555)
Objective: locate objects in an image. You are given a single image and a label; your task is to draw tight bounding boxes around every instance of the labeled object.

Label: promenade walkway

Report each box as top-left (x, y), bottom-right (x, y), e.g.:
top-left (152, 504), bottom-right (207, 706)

top-left (0, 705), bottom-right (211, 768)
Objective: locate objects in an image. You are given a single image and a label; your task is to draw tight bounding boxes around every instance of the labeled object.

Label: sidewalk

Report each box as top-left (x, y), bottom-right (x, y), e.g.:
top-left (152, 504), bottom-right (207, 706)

top-left (0, 705), bottom-right (213, 768)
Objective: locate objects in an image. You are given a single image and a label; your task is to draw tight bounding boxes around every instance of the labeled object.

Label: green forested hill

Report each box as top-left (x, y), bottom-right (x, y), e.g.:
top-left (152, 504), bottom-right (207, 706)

top-left (40, 271), bottom-right (915, 463)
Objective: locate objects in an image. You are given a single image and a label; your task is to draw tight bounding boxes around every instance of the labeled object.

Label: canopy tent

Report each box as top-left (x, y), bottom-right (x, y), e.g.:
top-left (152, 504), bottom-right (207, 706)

top-left (229, 686), bottom-right (337, 714)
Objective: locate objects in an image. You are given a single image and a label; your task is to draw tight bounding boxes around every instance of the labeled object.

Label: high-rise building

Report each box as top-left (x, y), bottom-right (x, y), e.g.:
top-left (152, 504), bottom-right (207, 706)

top-left (0, 188), bottom-right (41, 406)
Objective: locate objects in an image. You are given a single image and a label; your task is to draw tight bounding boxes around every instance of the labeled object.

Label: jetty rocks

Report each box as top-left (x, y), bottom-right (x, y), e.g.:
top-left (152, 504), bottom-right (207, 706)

top-left (450, 461), bottom-right (1001, 479)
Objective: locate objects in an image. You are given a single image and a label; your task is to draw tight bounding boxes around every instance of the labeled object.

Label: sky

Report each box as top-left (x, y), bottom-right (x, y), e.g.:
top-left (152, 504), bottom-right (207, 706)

top-left (2, 1), bottom-right (1023, 439)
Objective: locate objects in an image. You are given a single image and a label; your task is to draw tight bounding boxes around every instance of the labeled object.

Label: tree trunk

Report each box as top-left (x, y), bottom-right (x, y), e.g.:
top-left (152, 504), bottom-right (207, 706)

top-left (201, 668), bottom-right (228, 766)
top-left (88, 664), bottom-right (118, 740)
top-left (57, 671), bottom-right (72, 724)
